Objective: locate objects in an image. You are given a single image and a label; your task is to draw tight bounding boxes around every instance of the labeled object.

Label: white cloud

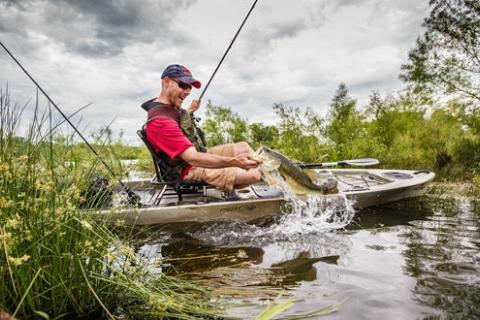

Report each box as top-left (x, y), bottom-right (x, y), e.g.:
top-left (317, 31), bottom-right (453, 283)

top-left (0, 0), bottom-right (430, 144)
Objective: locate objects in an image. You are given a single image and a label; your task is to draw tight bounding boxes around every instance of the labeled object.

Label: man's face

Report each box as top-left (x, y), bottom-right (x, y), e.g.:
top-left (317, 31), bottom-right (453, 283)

top-left (165, 77), bottom-right (192, 108)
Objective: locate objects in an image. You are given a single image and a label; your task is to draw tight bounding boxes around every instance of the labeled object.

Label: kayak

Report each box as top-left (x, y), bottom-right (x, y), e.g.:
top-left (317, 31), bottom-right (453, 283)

top-left (96, 169), bottom-right (435, 225)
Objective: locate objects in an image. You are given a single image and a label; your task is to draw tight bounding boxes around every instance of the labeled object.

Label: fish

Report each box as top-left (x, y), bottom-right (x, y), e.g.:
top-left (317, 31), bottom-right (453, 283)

top-left (255, 146), bottom-right (338, 196)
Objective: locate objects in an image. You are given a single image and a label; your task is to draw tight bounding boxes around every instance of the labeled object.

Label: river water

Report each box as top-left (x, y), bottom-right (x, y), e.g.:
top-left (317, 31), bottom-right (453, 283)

top-left (135, 193), bottom-right (479, 319)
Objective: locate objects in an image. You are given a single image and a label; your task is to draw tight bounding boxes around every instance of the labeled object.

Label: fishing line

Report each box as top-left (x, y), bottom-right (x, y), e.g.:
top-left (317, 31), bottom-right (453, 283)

top-left (198, 0), bottom-right (259, 100)
top-left (0, 41), bottom-right (142, 206)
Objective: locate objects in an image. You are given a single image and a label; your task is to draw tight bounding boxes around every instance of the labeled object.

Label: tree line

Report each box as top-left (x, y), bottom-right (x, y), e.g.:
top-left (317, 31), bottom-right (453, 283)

top-left (201, 84), bottom-right (479, 184)
top-left (201, 0), bottom-right (479, 185)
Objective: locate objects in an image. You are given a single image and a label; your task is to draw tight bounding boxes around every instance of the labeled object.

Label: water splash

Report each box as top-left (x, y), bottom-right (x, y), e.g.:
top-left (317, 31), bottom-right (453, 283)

top-left (191, 169), bottom-right (356, 246)
top-left (266, 169), bottom-right (356, 234)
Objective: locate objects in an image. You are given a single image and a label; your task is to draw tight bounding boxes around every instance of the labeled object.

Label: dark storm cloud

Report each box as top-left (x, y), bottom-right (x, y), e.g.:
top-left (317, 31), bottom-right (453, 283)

top-left (0, 0), bottom-right (196, 58)
top-left (268, 19), bottom-right (310, 40)
top-left (242, 18), bottom-right (313, 56)
top-left (0, 0), bottom-right (21, 7)
top-left (68, 40), bottom-right (123, 58)
top-left (333, 0), bottom-right (370, 8)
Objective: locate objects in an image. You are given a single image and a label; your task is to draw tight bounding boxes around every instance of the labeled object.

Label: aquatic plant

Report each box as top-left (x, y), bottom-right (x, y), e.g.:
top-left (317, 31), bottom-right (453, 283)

top-left (0, 88), bottom-right (219, 319)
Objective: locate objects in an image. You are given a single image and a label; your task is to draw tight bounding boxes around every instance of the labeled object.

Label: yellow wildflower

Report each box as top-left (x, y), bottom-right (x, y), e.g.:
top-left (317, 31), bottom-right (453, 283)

top-left (6, 214), bottom-right (21, 229)
top-left (8, 254), bottom-right (30, 267)
top-left (2, 169), bottom-right (12, 179)
top-left (55, 207), bottom-right (65, 217)
top-left (0, 197), bottom-right (10, 209)
top-left (80, 220), bottom-right (93, 230)
top-left (105, 251), bottom-right (116, 264)
top-left (0, 230), bottom-right (14, 247)
top-left (24, 230), bottom-right (32, 241)
top-left (120, 245), bottom-right (135, 259)
top-left (17, 155), bottom-right (29, 162)
top-left (82, 240), bottom-right (95, 255)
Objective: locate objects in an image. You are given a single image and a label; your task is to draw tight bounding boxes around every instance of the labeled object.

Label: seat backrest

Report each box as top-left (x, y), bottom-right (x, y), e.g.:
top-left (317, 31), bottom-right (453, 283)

top-left (137, 126), bottom-right (181, 184)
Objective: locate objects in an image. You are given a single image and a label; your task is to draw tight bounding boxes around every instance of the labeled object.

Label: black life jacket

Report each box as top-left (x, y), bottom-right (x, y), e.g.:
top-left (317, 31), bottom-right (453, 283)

top-left (142, 99), bottom-right (207, 174)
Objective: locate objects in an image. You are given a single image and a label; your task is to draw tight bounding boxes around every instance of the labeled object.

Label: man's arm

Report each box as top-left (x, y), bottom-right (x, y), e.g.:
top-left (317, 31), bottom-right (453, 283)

top-left (180, 146), bottom-right (260, 170)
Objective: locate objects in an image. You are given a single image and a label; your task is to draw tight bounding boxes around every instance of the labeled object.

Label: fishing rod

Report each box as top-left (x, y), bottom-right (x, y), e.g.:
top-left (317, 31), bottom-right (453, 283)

top-left (0, 41), bottom-right (142, 206)
top-left (198, 0), bottom-right (259, 100)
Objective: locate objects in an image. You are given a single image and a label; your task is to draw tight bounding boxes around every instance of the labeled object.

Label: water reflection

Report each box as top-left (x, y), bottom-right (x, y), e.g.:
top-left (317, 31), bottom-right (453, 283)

top-left (132, 196), bottom-right (480, 319)
top-left (161, 233), bottom-right (264, 273)
top-left (401, 198), bottom-right (480, 319)
top-left (270, 252), bottom-right (339, 285)
top-left (133, 224), bottom-right (352, 300)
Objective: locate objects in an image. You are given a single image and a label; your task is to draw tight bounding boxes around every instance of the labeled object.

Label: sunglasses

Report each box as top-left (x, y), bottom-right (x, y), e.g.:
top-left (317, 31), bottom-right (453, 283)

top-left (172, 79), bottom-right (192, 90)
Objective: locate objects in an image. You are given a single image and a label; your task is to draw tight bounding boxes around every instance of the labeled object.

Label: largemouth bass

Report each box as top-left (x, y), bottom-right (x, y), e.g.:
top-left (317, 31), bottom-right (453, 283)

top-left (255, 146), bottom-right (338, 196)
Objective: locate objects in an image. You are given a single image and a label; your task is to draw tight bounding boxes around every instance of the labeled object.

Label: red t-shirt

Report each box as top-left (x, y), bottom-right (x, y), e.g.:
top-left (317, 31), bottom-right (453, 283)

top-left (146, 117), bottom-right (193, 177)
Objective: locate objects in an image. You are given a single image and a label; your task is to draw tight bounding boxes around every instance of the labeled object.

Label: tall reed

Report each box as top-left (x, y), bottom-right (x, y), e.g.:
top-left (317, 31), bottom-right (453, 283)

top-left (0, 89), bottom-right (219, 319)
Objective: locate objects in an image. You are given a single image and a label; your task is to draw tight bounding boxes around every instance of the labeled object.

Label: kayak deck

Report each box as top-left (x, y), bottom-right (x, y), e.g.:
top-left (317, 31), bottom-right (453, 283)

top-left (97, 169), bottom-right (435, 225)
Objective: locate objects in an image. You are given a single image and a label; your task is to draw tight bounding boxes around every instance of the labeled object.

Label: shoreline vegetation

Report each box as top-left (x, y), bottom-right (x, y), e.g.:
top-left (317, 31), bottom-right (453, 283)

top-left (2, 77), bottom-right (478, 318)
top-left (0, 90), bottom-right (220, 319)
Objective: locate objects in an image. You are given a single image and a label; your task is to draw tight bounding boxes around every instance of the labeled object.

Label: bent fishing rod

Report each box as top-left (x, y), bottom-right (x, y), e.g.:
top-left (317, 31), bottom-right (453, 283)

top-left (0, 41), bottom-right (142, 206)
top-left (198, 0), bottom-right (259, 100)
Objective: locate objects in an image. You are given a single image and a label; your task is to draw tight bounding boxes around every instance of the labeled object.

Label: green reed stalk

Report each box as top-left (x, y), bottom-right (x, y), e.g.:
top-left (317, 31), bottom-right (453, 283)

top-left (0, 88), bottom-right (219, 319)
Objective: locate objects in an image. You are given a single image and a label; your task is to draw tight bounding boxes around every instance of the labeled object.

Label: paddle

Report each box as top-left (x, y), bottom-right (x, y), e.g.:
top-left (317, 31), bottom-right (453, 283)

top-left (298, 158), bottom-right (379, 169)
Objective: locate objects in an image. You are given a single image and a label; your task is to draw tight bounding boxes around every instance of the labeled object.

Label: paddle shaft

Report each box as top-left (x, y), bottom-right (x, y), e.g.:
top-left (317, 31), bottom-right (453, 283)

top-left (298, 158), bottom-right (379, 169)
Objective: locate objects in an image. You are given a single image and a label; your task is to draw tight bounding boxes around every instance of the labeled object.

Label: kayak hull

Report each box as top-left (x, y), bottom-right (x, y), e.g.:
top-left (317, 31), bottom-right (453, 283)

top-left (99, 169), bottom-right (434, 225)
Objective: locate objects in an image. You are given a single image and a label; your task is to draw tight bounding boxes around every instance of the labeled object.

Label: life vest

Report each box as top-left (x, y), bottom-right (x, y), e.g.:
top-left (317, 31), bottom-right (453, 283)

top-left (146, 102), bottom-right (207, 152)
top-left (144, 100), bottom-right (207, 175)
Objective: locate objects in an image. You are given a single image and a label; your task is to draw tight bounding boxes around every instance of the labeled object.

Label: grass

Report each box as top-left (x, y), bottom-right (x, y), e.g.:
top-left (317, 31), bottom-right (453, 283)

top-left (0, 88), bottom-right (220, 319)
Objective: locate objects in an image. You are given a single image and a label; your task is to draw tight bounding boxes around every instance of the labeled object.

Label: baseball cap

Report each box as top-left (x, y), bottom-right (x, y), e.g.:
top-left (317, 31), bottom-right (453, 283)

top-left (161, 64), bottom-right (201, 89)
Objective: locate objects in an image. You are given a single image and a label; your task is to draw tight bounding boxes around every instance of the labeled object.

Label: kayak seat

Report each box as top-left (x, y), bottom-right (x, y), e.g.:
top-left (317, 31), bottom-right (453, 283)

top-left (137, 126), bottom-right (211, 205)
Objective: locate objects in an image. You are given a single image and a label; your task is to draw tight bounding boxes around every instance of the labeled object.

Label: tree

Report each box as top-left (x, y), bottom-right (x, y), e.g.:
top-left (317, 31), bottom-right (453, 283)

top-left (324, 83), bottom-right (365, 159)
top-left (202, 101), bottom-right (248, 146)
top-left (400, 0), bottom-right (480, 102)
top-left (247, 122), bottom-right (279, 149)
top-left (272, 103), bottom-right (328, 162)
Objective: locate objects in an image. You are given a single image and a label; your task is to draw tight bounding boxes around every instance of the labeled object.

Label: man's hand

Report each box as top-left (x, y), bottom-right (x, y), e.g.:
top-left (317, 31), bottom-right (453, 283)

top-left (186, 99), bottom-right (201, 114)
top-left (232, 153), bottom-right (262, 170)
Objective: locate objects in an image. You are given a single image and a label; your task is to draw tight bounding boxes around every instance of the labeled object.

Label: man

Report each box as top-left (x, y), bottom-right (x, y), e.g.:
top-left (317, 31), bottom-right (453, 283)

top-left (143, 64), bottom-right (262, 192)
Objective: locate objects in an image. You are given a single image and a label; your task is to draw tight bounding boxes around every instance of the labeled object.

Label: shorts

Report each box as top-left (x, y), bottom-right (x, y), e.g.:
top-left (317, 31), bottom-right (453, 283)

top-left (183, 143), bottom-right (238, 191)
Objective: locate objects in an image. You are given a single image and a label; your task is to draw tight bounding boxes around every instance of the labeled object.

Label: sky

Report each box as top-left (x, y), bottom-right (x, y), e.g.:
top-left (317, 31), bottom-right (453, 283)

top-left (0, 0), bottom-right (430, 145)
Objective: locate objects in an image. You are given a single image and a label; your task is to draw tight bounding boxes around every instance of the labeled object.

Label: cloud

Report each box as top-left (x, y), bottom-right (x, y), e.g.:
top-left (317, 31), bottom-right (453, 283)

top-left (0, 0), bottom-right (431, 144)
top-left (0, 0), bottom-right (196, 58)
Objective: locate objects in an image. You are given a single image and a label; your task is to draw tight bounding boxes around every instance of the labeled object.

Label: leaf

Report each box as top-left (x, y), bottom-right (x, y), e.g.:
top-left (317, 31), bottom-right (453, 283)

top-left (33, 311), bottom-right (50, 320)
top-left (256, 298), bottom-right (294, 320)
